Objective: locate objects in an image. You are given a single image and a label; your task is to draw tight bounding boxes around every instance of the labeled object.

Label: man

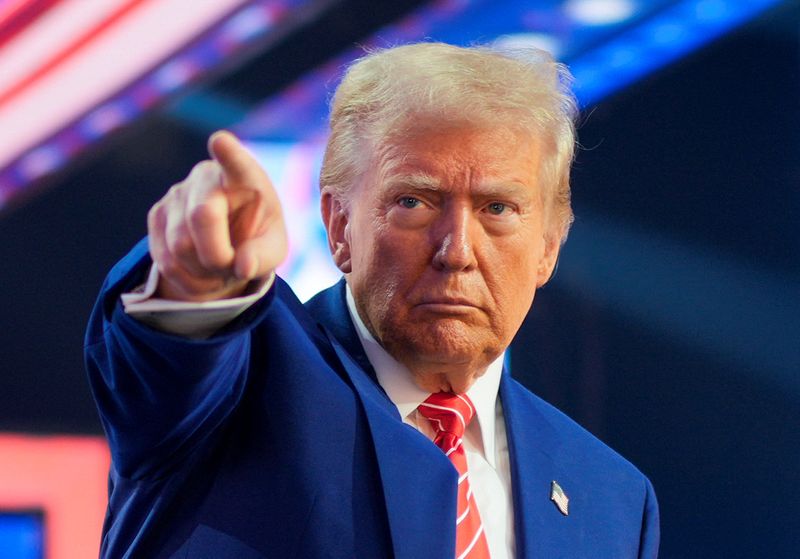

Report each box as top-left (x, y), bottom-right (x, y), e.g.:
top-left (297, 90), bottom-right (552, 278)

top-left (86, 43), bottom-right (659, 558)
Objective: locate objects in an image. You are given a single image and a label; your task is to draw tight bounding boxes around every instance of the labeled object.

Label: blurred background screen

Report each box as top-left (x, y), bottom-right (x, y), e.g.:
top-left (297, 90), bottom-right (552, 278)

top-left (0, 511), bottom-right (44, 559)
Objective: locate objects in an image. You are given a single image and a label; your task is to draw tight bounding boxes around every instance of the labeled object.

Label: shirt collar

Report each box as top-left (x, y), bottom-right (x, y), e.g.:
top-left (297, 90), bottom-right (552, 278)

top-left (344, 283), bottom-right (503, 467)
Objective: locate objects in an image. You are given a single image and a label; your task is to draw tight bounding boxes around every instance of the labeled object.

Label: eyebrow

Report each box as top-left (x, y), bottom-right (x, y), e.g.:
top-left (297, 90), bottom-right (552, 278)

top-left (384, 173), bottom-right (536, 203)
top-left (383, 172), bottom-right (441, 191)
top-left (474, 180), bottom-right (534, 199)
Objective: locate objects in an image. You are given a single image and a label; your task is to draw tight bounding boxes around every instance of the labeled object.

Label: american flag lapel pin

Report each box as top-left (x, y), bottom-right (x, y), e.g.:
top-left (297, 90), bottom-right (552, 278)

top-left (550, 480), bottom-right (569, 516)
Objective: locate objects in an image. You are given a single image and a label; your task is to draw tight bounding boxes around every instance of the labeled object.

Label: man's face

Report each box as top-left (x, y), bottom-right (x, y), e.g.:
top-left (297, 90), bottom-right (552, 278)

top-left (325, 124), bottom-right (560, 392)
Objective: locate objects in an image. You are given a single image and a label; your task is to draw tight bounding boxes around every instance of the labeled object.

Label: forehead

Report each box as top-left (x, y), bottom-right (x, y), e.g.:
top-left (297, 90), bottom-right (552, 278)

top-left (373, 124), bottom-right (544, 185)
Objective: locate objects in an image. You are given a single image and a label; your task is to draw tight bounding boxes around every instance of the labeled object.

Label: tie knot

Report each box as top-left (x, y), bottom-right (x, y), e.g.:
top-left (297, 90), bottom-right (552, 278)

top-left (418, 392), bottom-right (476, 439)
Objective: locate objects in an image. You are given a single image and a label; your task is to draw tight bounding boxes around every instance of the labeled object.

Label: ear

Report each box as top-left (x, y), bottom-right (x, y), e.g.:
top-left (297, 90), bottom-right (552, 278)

top-left (321, 190), bottom-right (352, 274)
top-left (536, 234), bottom-right (561, 288)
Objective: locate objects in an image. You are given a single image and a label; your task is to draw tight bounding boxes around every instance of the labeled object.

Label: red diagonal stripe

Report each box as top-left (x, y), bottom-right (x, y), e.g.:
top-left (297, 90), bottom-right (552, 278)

top-left (0, 0), bottom-right (63, 50)
top-left (0, 0), bottom-right (152, 107)
top-left (420, 392), bottom-right (490, 558)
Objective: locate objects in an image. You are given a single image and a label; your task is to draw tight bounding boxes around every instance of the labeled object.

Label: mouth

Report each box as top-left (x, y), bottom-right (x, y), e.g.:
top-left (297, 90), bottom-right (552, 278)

top-left (414, 298), bottom-right (481, 314)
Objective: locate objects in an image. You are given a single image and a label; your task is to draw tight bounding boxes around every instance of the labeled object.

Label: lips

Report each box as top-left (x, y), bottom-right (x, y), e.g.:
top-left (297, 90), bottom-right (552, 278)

top-left (413, 295), bottom-right (484, 315)
top-left (419, 297), bottom-right (476, 306)
top-left (408, 282), bottom-right (486, 312)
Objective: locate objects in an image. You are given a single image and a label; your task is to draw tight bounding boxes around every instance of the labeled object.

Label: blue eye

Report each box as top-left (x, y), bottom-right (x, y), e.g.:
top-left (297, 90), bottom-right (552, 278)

top-left (399, 197), bottom-right (421, 209)
top-left (486, 202), bottom-right (507, 215)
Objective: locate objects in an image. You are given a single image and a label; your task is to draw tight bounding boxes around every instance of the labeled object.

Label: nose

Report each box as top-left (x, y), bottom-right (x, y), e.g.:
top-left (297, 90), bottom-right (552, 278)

top-left (431, 205), bottom-right (478, 271)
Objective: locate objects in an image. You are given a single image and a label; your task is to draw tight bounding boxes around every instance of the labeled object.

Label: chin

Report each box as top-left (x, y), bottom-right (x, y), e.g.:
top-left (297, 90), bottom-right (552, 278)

top-left (396, 320), bottom-right (498, 367)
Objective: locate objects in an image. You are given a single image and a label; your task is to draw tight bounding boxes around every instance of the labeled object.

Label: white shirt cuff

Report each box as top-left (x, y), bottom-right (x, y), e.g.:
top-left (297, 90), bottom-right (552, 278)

top-left (121, 264), bottom-right (275, 338)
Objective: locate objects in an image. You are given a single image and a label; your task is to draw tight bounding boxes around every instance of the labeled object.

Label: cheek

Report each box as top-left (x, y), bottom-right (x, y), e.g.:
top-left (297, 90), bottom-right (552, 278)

top-left (351, 225), bottom-right (408, 296)
top-left (488, 242), bottom-right (541, 315)
top-left (494, 262), bottom-right (537, 300)
top-left (347, 212), bottom-right (382, 270)
top-left (369, 221), bottom-right (425, 272)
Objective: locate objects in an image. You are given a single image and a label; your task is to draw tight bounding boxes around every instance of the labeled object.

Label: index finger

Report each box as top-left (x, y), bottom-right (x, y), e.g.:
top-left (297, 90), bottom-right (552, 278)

top-left (207, 130), bottom-right (263, 189)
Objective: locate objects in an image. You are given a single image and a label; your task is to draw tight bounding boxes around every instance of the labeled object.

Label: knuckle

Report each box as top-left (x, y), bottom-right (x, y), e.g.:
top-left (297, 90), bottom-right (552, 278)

top-left (166, 225), bottom-right (193, 257)
top-left (189, 160), bottom-right (220, 184)
top-left (164, 183), bottom-right (186, 205)
top-left (192, 159), bottom-right (215, 174)
top-left (189, 200), bottom-right (224, 229)
top-left (147, 202), bottom-right (164, 227)
top-left (147, 207), bottom-right (158, 230)
top-left (167, 182), bottom-right (182, 196)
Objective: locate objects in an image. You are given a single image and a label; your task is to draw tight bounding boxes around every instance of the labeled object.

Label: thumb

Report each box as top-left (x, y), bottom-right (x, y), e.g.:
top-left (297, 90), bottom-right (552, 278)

top-left (207, 130), bottom-right (261, 189)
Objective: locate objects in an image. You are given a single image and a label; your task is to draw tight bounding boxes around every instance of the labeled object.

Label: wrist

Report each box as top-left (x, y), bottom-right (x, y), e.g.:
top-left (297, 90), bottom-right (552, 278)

top-left (155, 275), bottom-right (253, 302)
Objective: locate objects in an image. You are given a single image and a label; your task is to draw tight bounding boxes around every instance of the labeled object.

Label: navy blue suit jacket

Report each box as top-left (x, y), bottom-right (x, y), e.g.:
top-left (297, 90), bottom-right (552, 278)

top-left (85, 240), bottom-right (659, 558)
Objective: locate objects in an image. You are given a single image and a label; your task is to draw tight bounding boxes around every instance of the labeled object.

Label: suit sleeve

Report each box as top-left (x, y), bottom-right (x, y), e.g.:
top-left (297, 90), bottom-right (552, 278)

top-left (638, 476), bottom-right (661, 559)
top-left (84, 238), bottom-right (274, 481)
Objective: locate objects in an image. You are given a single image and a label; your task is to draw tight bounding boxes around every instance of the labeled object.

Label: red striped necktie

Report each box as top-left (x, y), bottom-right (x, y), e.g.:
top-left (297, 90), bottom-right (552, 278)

top-left (418, 392), bottom-right (491, 559)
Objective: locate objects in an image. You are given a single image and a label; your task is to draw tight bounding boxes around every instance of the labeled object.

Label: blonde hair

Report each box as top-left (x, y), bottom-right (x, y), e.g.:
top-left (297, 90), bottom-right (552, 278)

top-left (320, 42), bottom-right (578, 243)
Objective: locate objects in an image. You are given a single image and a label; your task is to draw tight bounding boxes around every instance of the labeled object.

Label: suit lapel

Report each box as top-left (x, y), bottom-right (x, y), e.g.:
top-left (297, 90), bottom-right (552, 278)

top-left (501, 374), bottom-right (564, 559)
top-left (306, 281), bottom-right (456, 559)
top-left (307, 284), bottom-right (579, 557)
top-left (304, 279), bottom-right (379, 384)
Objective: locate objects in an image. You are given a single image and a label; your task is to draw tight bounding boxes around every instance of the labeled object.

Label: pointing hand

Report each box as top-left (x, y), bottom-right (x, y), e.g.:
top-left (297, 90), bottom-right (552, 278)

top-left (147, 131), bottom-right (288, 301)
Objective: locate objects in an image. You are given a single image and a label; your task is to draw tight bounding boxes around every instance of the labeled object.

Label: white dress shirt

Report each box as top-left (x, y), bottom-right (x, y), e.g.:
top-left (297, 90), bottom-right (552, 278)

top-left (344, 286), bottom-right (515, 559)
top-left (123, 271), bottom-right (515, 558)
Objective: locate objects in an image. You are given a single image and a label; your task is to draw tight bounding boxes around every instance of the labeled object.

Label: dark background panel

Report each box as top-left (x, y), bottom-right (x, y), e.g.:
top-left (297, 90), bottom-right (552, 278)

top-left (509, 3), bottom-right (799, 558)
